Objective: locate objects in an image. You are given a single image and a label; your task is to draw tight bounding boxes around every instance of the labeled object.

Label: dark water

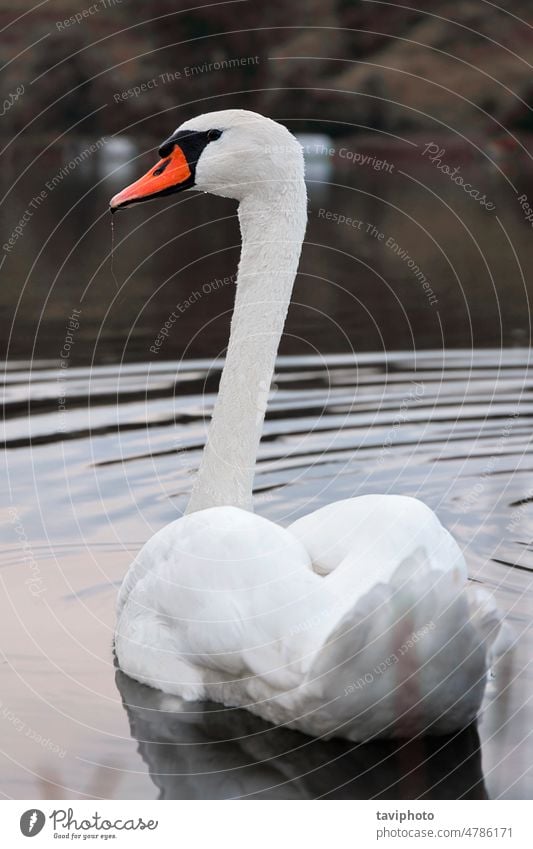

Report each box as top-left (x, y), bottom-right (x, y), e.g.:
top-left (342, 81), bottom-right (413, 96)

top-left (1, 140), bottom-right (532, 798)
top-left (1, 351), bottom-right (532, 799)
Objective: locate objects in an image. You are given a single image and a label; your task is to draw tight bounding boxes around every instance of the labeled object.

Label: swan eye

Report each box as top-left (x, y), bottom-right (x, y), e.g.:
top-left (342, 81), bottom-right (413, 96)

top-left (207, 129), bottom-right (222, 142)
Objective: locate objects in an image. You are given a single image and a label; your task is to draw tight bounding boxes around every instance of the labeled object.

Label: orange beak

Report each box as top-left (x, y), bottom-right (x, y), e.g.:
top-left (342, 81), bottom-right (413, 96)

top-left (110, 145), bottom-right (192, 211)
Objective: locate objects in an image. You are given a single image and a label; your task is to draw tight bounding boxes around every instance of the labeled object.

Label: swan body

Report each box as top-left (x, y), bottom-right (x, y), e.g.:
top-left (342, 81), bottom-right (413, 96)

top-left (116, 498), bottom-right (493, 739)
top-left (111, 110), bottom-right (502, 740)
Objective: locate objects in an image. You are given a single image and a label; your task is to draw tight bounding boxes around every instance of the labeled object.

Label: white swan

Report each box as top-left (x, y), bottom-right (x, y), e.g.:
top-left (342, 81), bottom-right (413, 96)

top-left (110, 109), bottom-right (502, 740)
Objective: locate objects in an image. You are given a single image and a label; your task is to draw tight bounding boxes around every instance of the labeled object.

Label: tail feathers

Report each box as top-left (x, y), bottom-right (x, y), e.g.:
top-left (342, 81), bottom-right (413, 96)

top-left (466, 585), bottom-right (513, 665)
top-left (303, 548), bottom-right (488, 740)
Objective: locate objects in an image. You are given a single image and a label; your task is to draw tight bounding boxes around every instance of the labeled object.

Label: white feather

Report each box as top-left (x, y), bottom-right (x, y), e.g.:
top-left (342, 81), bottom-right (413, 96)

top-left (114, 110), bottom-right (505, 740)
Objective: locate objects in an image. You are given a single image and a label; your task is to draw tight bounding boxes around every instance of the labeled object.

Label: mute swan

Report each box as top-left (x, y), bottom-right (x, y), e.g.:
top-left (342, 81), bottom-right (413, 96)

top-left (111, 109), bottom-right (502, 740)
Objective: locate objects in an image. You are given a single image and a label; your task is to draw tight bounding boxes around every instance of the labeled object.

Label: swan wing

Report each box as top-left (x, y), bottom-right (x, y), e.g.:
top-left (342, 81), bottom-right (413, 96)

top-left (116, 497), bottom-right (504, 738)
top-left (289, 495), bottom-right (467, 587)
top-left (286, 496), bottom-right (501, 737)
top-left (300, 548), bottom-right (489, 739)
top-left (115, 506), bottom-right (342, 700)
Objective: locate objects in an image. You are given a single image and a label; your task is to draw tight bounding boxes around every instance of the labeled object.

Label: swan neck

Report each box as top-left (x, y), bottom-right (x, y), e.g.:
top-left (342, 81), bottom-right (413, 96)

top-left (186, 180), bottom-right (307, 513)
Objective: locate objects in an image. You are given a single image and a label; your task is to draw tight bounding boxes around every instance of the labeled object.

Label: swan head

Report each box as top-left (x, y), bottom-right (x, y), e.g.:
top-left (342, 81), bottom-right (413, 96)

top-left (109, 109), bottom-right (305, 210)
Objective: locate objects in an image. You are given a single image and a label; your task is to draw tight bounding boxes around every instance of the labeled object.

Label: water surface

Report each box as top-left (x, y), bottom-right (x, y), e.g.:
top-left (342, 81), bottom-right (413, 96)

top-left (1, 137), bottom-right (532, 798)
top-left (1, 350), bottom-right (531, 798)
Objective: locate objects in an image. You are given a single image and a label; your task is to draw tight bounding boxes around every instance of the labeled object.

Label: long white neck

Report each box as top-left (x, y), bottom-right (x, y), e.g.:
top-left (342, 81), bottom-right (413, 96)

top-left (186, 178), bottom-right (307, 513)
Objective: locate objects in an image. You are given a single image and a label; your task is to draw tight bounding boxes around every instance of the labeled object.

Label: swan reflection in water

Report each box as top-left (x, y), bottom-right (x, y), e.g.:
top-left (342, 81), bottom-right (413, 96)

top-left (116, 671), bottom-right (487, 800)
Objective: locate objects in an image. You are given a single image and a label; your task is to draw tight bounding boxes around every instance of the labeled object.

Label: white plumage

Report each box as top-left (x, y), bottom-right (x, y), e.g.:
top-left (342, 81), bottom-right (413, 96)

top-left (116, 498), bottom-right (495, 739)
top-left (113, 110), bottom-right (503, 740)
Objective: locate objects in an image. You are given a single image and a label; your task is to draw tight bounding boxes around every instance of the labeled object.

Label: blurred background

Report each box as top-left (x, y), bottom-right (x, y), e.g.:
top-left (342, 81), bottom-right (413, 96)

top-left (1, 1), bottom-right (532, 801)
top-left (2, 0), bottom-right (533, 360)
